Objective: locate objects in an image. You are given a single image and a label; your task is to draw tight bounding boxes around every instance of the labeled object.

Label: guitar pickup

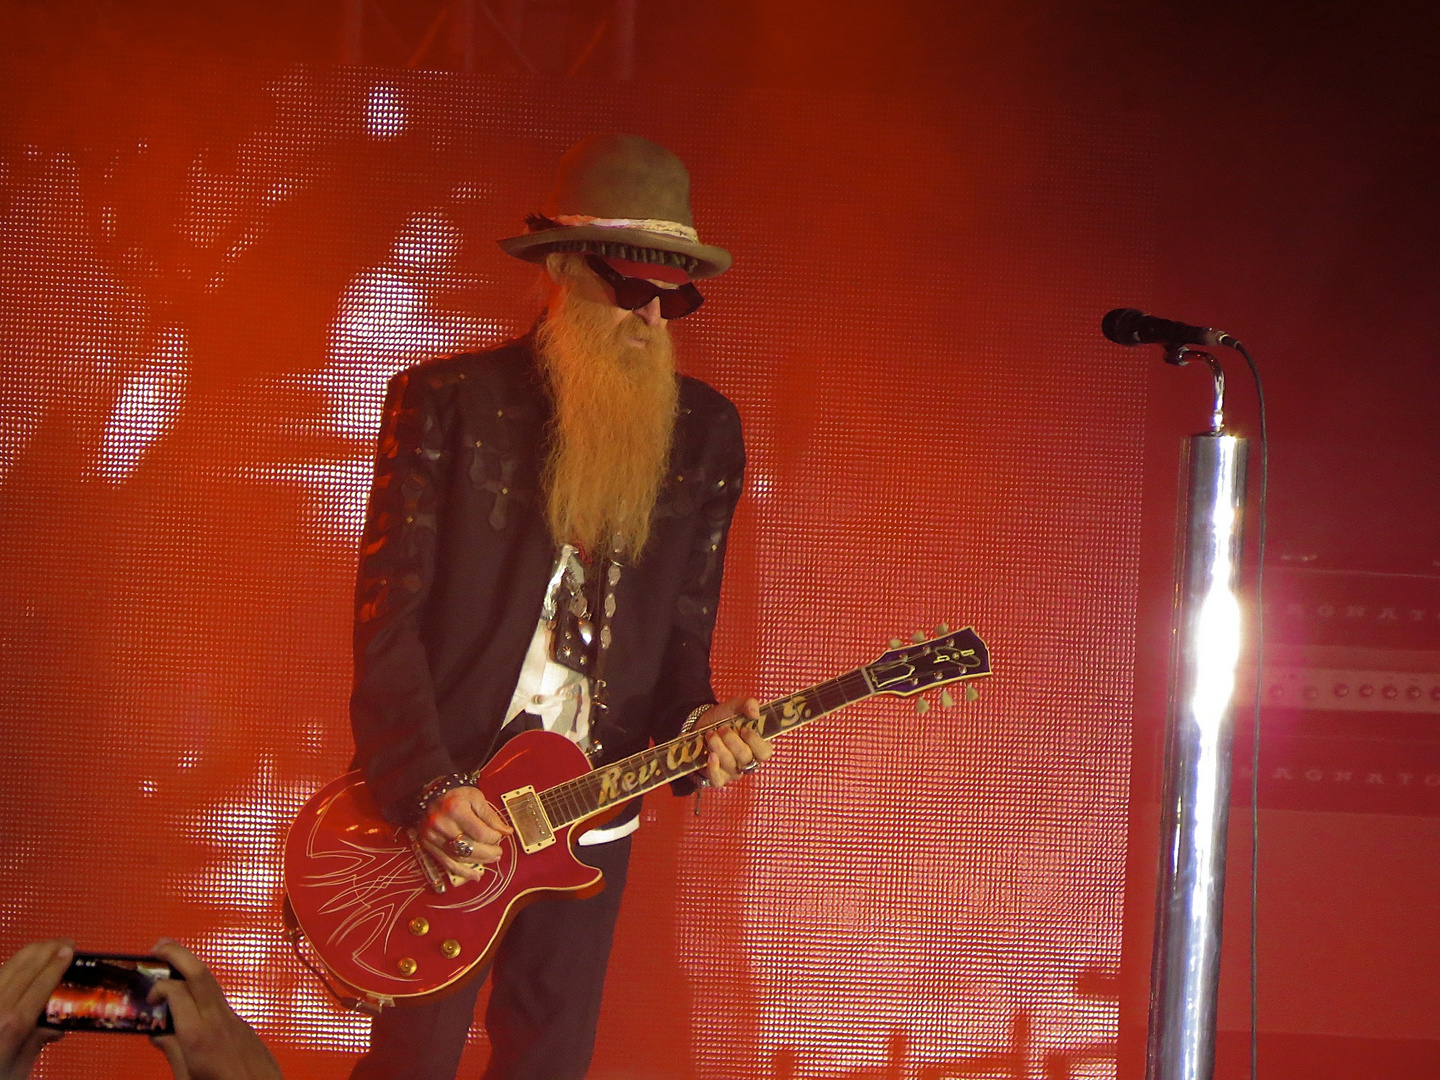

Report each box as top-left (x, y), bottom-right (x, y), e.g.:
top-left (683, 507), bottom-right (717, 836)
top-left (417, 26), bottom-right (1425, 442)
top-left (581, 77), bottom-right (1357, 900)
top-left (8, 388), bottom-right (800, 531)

top-left (501, 786), bottom-right (556, 854)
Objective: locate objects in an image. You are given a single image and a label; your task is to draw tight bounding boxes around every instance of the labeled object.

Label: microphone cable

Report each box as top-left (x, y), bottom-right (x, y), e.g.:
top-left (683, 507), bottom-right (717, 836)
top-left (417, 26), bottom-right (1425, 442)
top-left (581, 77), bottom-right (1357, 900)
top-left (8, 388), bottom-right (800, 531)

top-left (1235, 342), bottom-right (1269, 1080)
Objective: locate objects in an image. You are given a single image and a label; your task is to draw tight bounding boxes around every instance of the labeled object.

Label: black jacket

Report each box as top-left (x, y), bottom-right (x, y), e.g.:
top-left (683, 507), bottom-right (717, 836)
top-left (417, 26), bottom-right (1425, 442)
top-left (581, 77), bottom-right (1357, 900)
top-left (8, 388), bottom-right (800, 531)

top-left (350, 333), bottom-right (745, 825)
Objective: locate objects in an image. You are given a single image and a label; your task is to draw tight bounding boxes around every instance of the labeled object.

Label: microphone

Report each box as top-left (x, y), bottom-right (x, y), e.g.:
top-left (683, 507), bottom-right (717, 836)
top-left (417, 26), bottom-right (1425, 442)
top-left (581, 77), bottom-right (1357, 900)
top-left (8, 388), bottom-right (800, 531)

top-left (1102, 308), bottom-right (1242, 351)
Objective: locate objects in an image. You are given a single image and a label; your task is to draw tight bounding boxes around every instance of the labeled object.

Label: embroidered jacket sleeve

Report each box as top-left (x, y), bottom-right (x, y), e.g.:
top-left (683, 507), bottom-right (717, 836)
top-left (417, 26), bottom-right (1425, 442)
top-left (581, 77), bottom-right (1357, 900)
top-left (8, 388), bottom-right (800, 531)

top-left (351, 366), bottom-right (455, 825)
top-left (652, 396), bottom-right (746, 753)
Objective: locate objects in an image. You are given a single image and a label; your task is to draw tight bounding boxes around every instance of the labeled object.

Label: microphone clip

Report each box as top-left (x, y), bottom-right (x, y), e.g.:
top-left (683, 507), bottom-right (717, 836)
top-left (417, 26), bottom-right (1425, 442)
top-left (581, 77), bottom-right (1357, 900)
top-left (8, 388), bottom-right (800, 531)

top-left (1164, 343), bottom-right (1205, 367)
top-left (1165, 346), bottom-right (1227, 433)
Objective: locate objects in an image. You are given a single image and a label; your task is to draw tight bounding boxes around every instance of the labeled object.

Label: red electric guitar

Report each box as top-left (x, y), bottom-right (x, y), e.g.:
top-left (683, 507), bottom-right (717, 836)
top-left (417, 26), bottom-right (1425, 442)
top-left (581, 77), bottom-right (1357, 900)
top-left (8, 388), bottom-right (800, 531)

top-left (282, 625), bottom-right (991, 1010)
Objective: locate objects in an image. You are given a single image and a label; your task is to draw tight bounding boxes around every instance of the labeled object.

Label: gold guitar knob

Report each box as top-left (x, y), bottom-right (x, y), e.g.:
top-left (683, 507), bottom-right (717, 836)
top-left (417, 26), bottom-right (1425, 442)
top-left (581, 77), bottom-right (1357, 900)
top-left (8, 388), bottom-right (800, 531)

top-left (397, 957), bottom-right (418, 976)
top-left (440, 939), bottom-right (461, 959)
top-left (409, 917), bottom-right (430, 936)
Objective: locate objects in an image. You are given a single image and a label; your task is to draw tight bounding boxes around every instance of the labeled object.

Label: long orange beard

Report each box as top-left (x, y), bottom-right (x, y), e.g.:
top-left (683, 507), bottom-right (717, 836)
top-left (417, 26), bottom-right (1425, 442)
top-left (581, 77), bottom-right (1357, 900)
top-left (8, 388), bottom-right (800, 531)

top-left (537, 280), bottom-right (678, 559)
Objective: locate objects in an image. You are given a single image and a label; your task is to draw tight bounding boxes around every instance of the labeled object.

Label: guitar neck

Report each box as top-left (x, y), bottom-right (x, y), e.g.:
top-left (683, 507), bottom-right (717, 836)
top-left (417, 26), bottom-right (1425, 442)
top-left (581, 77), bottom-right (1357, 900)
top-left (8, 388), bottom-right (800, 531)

top-left (537, 668), bottom-right (876, 829)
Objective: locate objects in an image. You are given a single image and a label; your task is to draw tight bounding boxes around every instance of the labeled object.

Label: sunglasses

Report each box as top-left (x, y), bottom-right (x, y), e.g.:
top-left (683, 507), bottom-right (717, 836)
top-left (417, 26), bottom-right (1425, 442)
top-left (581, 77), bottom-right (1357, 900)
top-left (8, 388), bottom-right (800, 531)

top-left (584, 254), bottom-right (705, 321)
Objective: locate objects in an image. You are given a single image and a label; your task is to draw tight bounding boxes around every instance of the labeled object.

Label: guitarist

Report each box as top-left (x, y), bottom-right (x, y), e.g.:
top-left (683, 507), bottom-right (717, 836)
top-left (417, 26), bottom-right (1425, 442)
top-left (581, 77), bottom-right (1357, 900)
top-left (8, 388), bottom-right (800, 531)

top-left (348, 134), bottom-right (773, 1080)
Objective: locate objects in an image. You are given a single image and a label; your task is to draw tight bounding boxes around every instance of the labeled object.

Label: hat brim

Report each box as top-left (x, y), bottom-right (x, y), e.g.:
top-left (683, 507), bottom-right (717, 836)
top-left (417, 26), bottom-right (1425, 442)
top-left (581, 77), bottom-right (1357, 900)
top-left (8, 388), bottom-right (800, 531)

top-left (498, 225), bottom-right (732, 279)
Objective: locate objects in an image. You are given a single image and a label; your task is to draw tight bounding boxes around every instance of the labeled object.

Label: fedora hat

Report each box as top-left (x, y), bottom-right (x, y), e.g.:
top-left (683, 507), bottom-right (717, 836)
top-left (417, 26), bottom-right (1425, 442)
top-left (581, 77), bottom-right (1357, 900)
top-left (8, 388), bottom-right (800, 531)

top-left (498, 133), bottom-right (731, 279)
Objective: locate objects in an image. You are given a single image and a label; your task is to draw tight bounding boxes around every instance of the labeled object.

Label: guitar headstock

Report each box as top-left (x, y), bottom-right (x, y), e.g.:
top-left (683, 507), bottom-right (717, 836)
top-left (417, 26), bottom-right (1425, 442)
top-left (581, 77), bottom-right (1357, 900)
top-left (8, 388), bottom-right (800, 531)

top-left (866, 624), bottom-right (991, 699)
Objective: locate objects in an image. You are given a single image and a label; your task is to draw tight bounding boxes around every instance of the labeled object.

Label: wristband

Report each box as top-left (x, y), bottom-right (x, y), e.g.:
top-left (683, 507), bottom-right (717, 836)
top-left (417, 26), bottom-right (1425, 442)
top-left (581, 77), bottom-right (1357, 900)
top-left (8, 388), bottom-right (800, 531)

top-left (679, 703), bottom-right (714, 736)
top-left (682, 705), bottom-right (716, 788)
top-left (416, 773), bottom-right (471, 818)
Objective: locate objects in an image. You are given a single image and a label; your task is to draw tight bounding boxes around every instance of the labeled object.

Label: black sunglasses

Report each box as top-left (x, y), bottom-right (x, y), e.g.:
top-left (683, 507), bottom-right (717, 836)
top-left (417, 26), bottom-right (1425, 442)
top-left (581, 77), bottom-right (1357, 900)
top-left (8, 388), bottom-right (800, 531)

top-left (584, 254), bottom-right (704, 320)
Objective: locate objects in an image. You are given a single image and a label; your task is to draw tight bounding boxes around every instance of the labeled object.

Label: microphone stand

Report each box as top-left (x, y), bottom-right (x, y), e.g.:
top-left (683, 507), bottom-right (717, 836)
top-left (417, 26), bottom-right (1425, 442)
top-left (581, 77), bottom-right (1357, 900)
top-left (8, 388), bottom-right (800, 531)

top-left (1146, 345), bottom-right (1249, 1080)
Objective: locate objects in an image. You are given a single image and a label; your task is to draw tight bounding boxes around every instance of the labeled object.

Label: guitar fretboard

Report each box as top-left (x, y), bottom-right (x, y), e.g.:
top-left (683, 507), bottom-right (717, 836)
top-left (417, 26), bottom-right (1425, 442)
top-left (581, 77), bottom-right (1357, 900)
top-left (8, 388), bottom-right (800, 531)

top-left (535, 665), bottom-right (898, 823)
top-left (528, 624), bottom-right (991, 829)
top-left (536, 669), bottom-right (876, 828)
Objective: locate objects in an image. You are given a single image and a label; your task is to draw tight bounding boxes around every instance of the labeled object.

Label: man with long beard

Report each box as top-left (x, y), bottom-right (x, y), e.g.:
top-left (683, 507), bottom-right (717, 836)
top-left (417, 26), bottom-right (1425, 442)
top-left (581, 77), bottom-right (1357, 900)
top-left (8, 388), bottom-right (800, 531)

top-left (348, 134), bottom-right (771, 1080)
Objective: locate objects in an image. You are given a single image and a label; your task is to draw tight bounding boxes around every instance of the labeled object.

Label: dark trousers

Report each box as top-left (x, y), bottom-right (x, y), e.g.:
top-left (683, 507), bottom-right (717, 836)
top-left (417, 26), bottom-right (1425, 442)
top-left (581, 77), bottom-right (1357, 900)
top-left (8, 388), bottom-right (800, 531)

top-left (350, 836), bottom-right (632, 1080)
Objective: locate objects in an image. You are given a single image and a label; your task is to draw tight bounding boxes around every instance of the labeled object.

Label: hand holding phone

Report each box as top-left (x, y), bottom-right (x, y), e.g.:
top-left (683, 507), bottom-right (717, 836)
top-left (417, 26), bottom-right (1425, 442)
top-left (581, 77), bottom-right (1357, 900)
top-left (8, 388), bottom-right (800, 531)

top-left (147, 940), bottom-right (282, 1080)
top-left (11, 937), bottom-right (279, 1080)
top-left (0, 939), bottom-right (72, 1080)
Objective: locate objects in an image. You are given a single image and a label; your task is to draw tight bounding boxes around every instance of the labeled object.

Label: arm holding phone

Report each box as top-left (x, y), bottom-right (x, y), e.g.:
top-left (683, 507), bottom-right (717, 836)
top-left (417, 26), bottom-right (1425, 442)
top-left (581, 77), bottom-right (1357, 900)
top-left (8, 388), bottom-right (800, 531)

top-left (0, 938), bottom-right (280, 1080)
top-left (147, 939), bottom-right (281, 1080)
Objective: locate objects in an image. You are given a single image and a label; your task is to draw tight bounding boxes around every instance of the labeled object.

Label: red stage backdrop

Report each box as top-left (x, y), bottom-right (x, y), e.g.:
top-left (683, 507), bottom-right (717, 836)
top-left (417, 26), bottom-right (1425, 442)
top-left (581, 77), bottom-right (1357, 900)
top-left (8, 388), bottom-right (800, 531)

top-left (0, 69), bottom-right (1153, 1078)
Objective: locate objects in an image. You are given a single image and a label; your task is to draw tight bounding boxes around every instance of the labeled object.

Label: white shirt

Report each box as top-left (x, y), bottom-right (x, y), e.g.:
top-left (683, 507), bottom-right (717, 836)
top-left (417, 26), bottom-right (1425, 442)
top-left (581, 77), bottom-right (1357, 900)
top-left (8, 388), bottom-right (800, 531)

top-left (503, 545), bottom-right (639, 847)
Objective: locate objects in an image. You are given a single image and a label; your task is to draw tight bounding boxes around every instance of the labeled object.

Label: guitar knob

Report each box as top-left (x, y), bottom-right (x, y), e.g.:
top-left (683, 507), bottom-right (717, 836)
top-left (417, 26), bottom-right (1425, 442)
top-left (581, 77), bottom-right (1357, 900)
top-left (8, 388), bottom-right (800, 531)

top-left (915, 697), bottom-right (930, 715)
top-left (889, 638), bottom-right (903, 649)
top-left (965, 685), bottom-right (980, 701)
top-left (941, 690), bottom-right (955, 708)
top-left (397, 957), bottom-right (418, 976)
top-left (911, 631), bottom-right (925, 643)
top-left (408, 917), bottom-right (430, 936)
top-left (440, 939), bottom-right (461, 959)
top-left (933, 622), bottom-right (950, 636)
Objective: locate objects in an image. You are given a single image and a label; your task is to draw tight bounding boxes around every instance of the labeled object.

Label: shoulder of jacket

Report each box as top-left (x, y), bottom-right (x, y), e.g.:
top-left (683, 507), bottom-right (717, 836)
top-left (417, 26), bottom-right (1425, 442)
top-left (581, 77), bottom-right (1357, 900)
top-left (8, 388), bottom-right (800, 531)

top-left (390, 337), bottom-right (537, 397)
top-left (678, 375), bottom-right (740, 424)
top-left (676, 376), bottom-right (744, 471)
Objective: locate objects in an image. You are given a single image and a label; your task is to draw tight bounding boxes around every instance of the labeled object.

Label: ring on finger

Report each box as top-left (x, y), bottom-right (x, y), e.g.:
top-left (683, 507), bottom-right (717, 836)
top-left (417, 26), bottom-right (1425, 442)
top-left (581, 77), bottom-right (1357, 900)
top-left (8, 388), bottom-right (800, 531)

top-left (740, 759), bottom-right (761, 773)
top-left (448, 834), bottom-right (474, 858)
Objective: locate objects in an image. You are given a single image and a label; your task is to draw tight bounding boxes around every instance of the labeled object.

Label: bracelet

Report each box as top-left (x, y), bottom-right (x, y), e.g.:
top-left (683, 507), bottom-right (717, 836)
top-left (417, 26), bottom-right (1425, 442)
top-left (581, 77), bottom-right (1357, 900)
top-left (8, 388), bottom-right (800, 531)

top-left (682, 705), bottom-right (716, 789)
top-left (416, 773), bottom-right (471, 817)
top-left (679, 703), bottom-right (714, 736)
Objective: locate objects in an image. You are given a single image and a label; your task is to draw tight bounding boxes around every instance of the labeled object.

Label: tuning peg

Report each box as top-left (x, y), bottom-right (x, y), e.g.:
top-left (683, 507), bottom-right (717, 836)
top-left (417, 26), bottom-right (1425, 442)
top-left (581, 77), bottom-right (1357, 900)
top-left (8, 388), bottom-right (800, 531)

top-left (933, 622), bottom-right (950, 636)
top-left (941, 689), bottom-right (955, 708)
top-left (915, 697), bottom-right (931, 715)
top-left (911, 631), bottom-right (925, 643)
top-left (889, 638), bottom-right (903, 649)
top-left (965, 685), bottom-right (980, 702)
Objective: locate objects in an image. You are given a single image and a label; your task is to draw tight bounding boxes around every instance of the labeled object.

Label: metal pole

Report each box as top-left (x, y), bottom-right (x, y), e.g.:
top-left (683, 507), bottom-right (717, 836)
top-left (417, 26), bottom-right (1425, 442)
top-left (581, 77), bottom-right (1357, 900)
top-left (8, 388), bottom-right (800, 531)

top-left (1146, 352), bottom-right (1249, 1080)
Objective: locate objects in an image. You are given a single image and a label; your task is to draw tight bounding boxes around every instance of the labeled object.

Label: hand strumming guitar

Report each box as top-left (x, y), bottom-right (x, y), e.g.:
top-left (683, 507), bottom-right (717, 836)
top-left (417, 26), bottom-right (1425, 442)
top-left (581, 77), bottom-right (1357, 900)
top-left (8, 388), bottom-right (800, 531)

top-left (421, 787), bottom-right (515, 883)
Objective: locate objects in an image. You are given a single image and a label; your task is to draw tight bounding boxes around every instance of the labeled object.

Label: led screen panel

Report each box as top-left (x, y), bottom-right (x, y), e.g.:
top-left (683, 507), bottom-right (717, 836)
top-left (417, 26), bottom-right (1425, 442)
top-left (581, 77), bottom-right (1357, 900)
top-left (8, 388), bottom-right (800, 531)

top-left (0, 68), bottom-right (1151, 1079)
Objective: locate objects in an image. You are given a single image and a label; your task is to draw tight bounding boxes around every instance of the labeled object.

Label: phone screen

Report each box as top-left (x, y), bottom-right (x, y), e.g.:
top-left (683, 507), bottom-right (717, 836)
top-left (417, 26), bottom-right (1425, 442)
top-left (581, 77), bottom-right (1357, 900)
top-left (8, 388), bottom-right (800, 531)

top-left (41, 953), bottom-right (179, 1034)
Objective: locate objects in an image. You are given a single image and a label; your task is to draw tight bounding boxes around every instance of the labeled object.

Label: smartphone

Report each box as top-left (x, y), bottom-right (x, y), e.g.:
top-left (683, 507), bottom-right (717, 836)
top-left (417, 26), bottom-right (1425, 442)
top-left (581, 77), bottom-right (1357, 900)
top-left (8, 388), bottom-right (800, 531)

top-left (41, 952), bottom-right (180, 1034)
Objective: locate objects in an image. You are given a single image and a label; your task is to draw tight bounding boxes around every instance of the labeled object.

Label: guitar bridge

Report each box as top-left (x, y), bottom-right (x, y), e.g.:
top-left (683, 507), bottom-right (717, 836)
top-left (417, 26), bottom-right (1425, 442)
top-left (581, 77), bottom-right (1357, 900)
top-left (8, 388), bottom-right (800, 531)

top-left (405, 827), bottom-right (449, 895)
top-left (501, 786), bottom-right (555, 854)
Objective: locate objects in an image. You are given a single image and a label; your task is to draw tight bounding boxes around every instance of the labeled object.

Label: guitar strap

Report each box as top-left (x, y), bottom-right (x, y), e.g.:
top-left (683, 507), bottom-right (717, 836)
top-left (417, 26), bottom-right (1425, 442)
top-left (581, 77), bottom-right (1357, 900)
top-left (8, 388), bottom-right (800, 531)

top-left (583, 535), bottom-right (624, 763)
